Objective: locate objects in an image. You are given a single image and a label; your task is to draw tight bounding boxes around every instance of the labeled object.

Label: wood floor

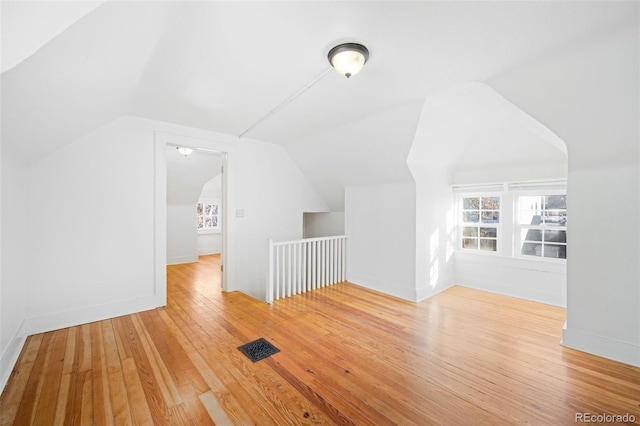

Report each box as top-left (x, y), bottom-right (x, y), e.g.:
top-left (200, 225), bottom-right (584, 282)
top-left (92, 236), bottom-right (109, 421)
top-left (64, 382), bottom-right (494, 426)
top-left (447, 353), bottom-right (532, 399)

top-left (2, 255), bottom-right (639, 425)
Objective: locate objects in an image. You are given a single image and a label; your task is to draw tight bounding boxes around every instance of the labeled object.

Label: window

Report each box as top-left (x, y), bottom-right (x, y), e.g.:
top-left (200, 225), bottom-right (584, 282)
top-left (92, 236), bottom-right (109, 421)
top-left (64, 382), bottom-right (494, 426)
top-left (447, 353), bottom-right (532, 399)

top-left (460, 196), bottom-right (500, 252)
top-left (516, 194), bottom-right (567, 259)
top-left (197, 201), bottom-right (220, 232)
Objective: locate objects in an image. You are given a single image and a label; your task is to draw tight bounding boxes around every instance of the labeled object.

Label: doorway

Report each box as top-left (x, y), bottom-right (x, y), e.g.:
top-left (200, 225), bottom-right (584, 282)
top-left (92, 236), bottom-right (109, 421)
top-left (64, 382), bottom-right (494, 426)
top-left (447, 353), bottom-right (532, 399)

top-left (154, 131), bottom-right (232, 307)
top-left (166, 145), bottom-right (223, 270)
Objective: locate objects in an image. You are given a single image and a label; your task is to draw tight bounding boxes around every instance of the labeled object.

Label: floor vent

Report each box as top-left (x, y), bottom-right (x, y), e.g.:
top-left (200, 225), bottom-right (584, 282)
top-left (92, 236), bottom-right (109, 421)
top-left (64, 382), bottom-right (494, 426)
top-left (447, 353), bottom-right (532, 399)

top-left (238, 338), bottom-right (280, 362)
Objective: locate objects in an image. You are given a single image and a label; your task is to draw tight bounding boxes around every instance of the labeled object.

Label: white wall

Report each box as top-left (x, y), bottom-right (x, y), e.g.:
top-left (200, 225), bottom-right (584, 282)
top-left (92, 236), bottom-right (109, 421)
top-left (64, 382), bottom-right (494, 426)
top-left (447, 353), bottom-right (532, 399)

top-left (197, 175), bottom-right (222, 255)
top-left (303, 212), bottom-right (344, 238)
top-left (564, 165), bottom-right (639, 365)
top-left (166, 150), bottom-right (221, 264)
top-left (410, 168), bottom-right (457, 302)
top-left (233, 137), bottom-right (328, 299)
top-left (0, 153), bottom-right (29, 391)
top-left (408, 83), bottom-right (567, 306)
top-left (26, 117), bottom-right (159, 332)
top-left (284, 100), bottom-right (423, 211)
top-left (455, 254), bottom-right (566, 307)
top-left (490, 21), bottom-right (639, 366)
top-left (453, 188), bottom-right (567, 307)
top-left (7, 114), bottom-right (327, 345)
top-left (167, 204), bottom-right (198, 264)
top-left (345, 183), bottom-right (417, 301)
top-left (197, 232), bottom-right (222, 255)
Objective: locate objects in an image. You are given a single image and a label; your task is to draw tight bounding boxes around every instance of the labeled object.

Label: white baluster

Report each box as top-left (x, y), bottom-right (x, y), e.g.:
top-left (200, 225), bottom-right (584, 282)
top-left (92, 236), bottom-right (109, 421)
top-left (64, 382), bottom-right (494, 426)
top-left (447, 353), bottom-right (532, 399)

top-left (275, 244), bottom-right (280, 300)
top-left (302, 241), bottom-right (307, 293)
top-left (312, 241), bottom-right (316, 290)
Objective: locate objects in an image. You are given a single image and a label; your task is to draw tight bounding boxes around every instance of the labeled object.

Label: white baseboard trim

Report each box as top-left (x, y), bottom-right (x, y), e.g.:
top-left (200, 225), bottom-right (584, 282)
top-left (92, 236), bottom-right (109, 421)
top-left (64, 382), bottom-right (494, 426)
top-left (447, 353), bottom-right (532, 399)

top-left (415, 279), bottom-right (454, 302)
top-left (562, 325), bottom-right (640, 368)
top-left (197, 249), bottom-right (221, 256)
top-left (347, 273), bottom-right (416, 302)
top-left (2, 295), bottom-right (164, 393)
top-left (25, 295), bottom-right (165, 336)
top-left (167, 255), bottom-right (199, 265)
top-left (455, 276), bottom-right (566, 307)
top-left (0, 320), bottom-right (28, 394)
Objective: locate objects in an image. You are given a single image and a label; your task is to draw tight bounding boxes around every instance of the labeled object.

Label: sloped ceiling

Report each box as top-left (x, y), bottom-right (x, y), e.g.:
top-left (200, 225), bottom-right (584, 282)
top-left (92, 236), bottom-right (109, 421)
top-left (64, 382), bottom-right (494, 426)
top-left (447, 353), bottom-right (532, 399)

top-left (408, 82), bottom-right (567, 184)
top-left (0, 0), bottom-right (106, 73)
top-left (1, 1), bottom-right (636, 208)
top-left (166, 147), bottom-right (222, 205)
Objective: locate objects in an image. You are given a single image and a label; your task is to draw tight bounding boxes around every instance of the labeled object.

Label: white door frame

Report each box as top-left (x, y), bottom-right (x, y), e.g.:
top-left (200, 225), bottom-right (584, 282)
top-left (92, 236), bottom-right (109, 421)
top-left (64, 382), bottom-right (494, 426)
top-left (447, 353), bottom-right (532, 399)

top-left (154, 131), bottom-right (235, 306)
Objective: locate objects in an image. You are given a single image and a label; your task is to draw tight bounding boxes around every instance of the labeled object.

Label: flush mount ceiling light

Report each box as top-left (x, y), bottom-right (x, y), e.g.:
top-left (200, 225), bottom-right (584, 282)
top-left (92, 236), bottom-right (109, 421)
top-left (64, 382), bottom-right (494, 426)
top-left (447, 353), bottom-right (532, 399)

top-left (239, 42), bottom-right (369, 137)
top-left (328, 43), bottom-right (369, 78)
top-left (176, 147), bottom-right (193, 156)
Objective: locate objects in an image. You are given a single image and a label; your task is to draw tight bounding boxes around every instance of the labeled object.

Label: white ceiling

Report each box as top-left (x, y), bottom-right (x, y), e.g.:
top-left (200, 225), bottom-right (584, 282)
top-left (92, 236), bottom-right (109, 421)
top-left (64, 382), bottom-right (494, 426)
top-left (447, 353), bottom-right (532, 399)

top-left (166, 146), bottom-right (222, 205)
top-left (2, 1), bottom-right (636, 209)
top-left (1, 0), bottom-right (105, 73)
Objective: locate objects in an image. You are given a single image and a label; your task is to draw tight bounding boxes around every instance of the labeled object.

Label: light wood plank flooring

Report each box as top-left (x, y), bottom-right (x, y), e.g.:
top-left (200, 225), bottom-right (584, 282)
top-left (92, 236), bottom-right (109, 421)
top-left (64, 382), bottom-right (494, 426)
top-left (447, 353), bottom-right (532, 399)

top-left (2, 254), bottom-right (639, 425)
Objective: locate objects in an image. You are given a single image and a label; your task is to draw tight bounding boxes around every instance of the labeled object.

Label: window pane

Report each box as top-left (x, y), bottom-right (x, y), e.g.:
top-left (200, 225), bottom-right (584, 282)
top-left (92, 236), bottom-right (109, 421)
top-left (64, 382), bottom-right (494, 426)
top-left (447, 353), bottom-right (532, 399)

top-left (519, 211), bottom-right (542, 225)
top-left (463, 212), bottom-right (479, 223)
top-left (521, 242), bottom-right (542, 256)
top-left (522, 229), bottom-right (542, 242)
top-left (463, 227), bottom-right (478, 237)
top-left (480, 227), bottom-right (496, 238)
top-left (543, 211), bottom-right (567, 226)
top-left (519, 196), bottom-right (544, 212)
top-left (545, 195), bottom-right (567, 209)
top-left (544, 230), bottom-right (566, 243)
top-left (463, 198), bottom-right (479, 209)
top-left (459, 195), bottom-right (501, 254)
top-left (481, 211), bottom-right (499, 223)
top-left (479, 239), bottom-right (497, 251)
top-left (482, 197), bottom-right (500, 210)
top-left (544, 244), bottom-right (566, 259)
top-left (462, 238), bottom-right (478, 249)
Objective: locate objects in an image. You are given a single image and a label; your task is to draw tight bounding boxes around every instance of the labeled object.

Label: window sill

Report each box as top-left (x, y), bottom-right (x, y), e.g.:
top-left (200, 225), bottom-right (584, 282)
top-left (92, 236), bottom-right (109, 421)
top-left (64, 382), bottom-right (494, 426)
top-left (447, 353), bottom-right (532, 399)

top-left (455, 251), bottom-right (566, 274)
top-left (198, 229), bottom-right (221, 235)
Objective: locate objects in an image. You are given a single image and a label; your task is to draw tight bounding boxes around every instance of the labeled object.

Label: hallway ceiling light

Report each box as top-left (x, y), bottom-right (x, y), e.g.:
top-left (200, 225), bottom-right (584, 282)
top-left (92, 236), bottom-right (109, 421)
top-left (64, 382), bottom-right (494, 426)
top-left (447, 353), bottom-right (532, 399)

top-left (176, 147), bottom-right (193, 156)
top-left (328, 43), bottom-right (369, 78)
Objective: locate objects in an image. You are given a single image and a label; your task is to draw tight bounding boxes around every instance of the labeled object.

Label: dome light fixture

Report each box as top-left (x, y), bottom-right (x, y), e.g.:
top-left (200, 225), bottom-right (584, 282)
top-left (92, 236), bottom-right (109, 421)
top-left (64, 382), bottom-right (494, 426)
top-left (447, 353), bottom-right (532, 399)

top-left (176, 146), bottom-right (193, 156)
top-left (328, 43), bottom-right (369, 78)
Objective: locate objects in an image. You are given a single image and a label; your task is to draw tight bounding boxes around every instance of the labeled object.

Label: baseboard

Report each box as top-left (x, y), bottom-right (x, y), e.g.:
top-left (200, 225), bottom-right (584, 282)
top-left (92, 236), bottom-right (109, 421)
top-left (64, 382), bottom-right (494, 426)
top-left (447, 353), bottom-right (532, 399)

top-left (347, 273), bottom-right (416, 302)
top-left (562, 325), bottom-right (640, 367)
top-left (197, 249), bottom-right (221, 256)
top-left (415, 280), bottom-right (454, 302)
top-left (455, 276), bottom-right (566, 307)
top-left (167, 255), bottom-right (199, 265)
top-left (25, 294), bottom-right (164, 336)
top-left (0, 320), bottom-right (27, 394)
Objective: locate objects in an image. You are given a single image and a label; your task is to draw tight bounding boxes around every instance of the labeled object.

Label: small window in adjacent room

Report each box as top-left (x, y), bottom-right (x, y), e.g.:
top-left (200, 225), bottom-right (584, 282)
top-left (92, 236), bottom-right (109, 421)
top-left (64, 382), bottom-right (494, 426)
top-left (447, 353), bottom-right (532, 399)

top-left (516, 194), bottom-right (567, 260)
top-left (460, 196), bottom-right (500, 252)
top-left (197, 200), bottom-right (220, 232)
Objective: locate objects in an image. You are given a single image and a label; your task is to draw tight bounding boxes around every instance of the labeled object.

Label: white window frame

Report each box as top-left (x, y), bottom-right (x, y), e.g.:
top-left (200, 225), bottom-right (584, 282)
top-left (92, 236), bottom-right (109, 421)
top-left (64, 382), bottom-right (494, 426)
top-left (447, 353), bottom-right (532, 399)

top-left (454, 179), bottom-right (567, 265)
top-left (513, 190), bottom-right (567, 263)
top-left (197, 198), bottom-right (222, 235)
top-left (457, 192), bottom-right (502, 255)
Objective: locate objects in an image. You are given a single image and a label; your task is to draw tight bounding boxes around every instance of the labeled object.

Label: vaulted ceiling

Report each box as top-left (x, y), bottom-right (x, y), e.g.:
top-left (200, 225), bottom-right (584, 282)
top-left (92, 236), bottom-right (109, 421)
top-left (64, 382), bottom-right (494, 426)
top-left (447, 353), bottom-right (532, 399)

top-left (2, 1), bottom-right (636, 210)
top-left (166, 147), bottom-right (221, 206)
